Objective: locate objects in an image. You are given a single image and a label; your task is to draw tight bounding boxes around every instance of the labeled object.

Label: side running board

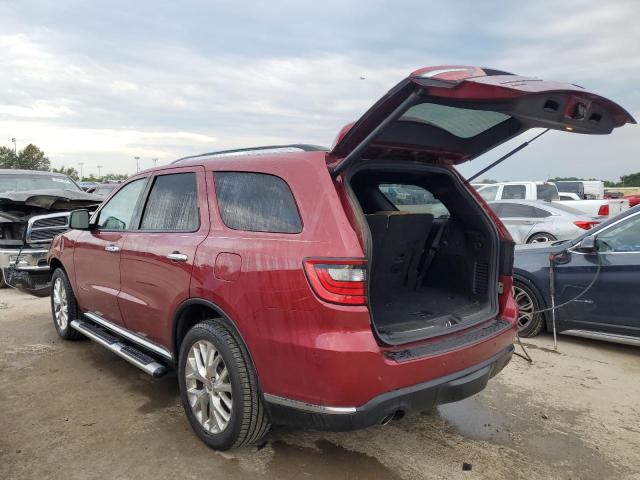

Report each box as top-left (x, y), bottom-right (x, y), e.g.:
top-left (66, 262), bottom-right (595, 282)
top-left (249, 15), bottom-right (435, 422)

top-left (70, 319), bottom-right (168, 377)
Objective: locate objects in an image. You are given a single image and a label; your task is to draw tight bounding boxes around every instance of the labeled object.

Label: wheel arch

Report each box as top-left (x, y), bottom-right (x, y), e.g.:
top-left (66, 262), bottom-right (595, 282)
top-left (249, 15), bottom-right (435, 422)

top-left (172, 298), bottom-right (257, 369)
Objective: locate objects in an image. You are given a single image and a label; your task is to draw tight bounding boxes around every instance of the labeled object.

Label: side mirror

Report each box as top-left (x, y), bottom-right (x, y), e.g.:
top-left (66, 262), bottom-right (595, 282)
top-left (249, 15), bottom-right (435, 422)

top-left (575, 235), bottom-right (597, 253)
top-left (69, 209), bottom-right (90, 230)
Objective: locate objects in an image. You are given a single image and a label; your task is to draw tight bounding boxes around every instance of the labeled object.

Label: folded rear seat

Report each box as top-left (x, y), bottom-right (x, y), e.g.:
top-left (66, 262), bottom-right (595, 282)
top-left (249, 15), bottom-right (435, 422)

top-left (365, 212), bottom-right (434, 290)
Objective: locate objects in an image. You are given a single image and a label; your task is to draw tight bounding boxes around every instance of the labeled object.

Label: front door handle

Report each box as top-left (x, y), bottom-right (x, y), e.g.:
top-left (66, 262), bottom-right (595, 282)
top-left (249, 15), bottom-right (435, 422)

top-left (105, 244), bottom-right (120, 253)
top-left (167, 252), bottom-right (188, 262)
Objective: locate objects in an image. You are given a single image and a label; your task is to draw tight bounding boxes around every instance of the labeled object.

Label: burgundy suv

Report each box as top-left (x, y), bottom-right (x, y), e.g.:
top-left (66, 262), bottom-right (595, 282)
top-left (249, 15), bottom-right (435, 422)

top-left (48, 65), bottom-right (634, 450)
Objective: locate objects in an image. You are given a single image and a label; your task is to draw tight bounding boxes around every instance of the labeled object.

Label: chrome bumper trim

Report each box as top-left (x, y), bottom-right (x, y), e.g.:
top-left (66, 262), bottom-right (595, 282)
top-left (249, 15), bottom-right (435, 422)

top-left (263, 394), bottom-right (357, 415)
top-left (0, 248), bottom-right (50, 270)
top-left (84, 312), bottom-right (173, 360)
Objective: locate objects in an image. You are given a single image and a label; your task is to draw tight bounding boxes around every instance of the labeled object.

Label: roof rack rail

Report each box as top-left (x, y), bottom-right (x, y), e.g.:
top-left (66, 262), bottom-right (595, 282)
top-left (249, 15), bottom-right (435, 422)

top-left (171, 144), bottom-right (328, 164)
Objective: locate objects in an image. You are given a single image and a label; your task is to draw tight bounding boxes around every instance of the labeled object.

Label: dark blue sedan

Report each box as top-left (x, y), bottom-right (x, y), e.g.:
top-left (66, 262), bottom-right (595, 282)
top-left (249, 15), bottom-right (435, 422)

top-left (512, 205), bottom-right (640, 346)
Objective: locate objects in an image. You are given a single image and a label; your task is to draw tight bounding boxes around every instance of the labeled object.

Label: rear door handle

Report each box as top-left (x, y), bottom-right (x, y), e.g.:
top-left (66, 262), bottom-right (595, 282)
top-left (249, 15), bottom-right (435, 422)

top-left (105, 244), bottom-right (120, 253)
top-left (167, 252), bottom-right (188, 262)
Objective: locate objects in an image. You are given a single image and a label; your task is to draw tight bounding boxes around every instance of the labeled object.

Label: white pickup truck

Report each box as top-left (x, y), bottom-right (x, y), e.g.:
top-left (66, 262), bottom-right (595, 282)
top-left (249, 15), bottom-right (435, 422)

top-left (475, 181), bottom-right (628, 217)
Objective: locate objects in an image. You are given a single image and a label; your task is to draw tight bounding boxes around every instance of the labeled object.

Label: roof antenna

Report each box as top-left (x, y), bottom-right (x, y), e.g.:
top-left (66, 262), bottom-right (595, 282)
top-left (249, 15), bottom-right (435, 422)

top-left (467, 129), bottom-right (550, 182)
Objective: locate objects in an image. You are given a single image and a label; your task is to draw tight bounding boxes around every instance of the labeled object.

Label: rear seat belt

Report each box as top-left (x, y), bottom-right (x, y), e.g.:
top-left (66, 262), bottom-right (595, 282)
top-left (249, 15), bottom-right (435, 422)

top-left (411, 221), bottom-right (447, 290)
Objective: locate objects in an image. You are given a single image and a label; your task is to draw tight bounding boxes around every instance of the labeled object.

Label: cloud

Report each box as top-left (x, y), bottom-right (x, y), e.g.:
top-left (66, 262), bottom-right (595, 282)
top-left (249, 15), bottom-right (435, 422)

top-left (0, 0), bottom-right (638, 180)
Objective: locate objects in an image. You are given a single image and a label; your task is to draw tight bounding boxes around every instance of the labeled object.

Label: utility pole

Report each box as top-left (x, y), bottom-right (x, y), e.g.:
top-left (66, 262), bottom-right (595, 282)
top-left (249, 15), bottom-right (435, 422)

top-left (78, 162), bottom-right (84, 181)
top-left (134, 156), bottom-right (140, 172)
top-left (97, 165), bottom-right (103, 180)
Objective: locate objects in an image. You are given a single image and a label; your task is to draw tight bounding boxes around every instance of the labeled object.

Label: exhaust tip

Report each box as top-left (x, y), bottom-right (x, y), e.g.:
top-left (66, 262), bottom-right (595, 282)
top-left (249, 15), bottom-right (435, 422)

top-left (379, 410), bottom-right (405, 426)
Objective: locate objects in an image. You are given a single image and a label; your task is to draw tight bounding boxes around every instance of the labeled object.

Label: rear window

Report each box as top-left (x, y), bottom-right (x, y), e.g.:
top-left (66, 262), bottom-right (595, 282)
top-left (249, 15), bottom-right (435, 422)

top-left (536, 184), bottom-right (559, 201)
top-left (379, 183), bottom-right (449, 218)
top-left (214, 172), bottom-right (302, 233)
top-left (502, 184), bottom-right (526, 199)
top-left (399, 103), bottom-right (510, 138)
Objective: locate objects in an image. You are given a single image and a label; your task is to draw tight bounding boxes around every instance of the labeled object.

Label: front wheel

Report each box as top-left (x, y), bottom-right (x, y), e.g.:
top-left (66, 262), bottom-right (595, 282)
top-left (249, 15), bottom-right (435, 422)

top-left (512, 280), bottom-right (545, 338)
top-left (178, 320), bottom-right (270, 450)
top-left (50, 268), bottom-right (83, 340)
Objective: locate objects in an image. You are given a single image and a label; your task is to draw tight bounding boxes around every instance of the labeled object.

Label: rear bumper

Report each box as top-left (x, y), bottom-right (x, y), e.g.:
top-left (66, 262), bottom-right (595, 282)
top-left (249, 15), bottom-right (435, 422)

top-left (264, 345), bottom-right (513, 430)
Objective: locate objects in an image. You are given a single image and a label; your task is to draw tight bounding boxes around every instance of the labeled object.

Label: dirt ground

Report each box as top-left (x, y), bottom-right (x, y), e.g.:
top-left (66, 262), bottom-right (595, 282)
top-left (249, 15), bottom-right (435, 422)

top-left (1, 287), bottom-right (639, 480)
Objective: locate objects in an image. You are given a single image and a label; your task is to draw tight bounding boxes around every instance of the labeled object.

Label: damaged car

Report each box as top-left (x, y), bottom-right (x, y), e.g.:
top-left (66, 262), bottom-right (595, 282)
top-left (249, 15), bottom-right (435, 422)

top-left (0, 169), bottom-right (102, 295)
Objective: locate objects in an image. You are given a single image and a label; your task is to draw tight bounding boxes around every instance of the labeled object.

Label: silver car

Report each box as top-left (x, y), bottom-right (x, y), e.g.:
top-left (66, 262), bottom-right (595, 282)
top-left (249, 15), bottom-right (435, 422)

top-left (489, 200), bottom-right (601, 244)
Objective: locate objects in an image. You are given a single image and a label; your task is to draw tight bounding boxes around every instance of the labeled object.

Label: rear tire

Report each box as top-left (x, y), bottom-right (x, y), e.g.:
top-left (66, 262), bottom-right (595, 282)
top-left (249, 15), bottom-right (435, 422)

top-left (50, 268), bottom-right (83, 340)
top-left (527, 232), bottom-right (557, 243)
top-left (178, 319), bottom-right (270, 450)
top-left (513, 279), bottom-right (545, 338)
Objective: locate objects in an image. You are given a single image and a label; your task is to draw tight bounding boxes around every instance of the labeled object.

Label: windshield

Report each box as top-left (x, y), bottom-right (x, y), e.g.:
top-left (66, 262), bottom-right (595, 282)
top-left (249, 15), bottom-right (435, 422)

top-left (536, 183), bottom-right (559, 201)
top-left (0, 174), bottom-right (81, 193)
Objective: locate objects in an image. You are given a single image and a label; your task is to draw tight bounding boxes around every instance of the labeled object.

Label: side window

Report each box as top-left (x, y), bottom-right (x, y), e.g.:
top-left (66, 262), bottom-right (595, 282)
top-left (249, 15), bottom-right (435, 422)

top-left (498, 203), bottom-right (533, 218)
top-left (530, 207), bottom-right (551, 218)
top-left (378, 183), bottom-right (449, 217)
top-left (214, 172), bottom-right (302, 233)
top-left (140, 173), bottom-right (199, 231)
top-left (478, 185), bottom-right (498, 202)
top-left (502, 185), bottom-right (526, 200)
top-left (597, 214), bottom-right (640, 252)
top-left (96, 178), bottom-right (146, 230)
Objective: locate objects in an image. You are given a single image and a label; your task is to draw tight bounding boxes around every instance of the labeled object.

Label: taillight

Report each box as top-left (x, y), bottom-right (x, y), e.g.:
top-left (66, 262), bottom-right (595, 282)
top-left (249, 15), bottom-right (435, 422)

top-left (303, 258), bottom-right (367, 305)
top-left (597, 204), bottom-right (609, 216)
top-left (574, 220), bottom-right (600, 230)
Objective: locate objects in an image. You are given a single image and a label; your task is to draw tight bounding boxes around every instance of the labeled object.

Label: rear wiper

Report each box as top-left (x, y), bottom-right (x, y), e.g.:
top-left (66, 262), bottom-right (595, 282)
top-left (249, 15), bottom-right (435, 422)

top-left (468, 129), bottom-right (550, 182)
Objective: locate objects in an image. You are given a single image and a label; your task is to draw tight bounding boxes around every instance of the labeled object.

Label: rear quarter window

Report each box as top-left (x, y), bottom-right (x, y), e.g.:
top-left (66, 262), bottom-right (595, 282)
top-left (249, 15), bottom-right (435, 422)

top-left (213, 172), bottom-right (302, 234)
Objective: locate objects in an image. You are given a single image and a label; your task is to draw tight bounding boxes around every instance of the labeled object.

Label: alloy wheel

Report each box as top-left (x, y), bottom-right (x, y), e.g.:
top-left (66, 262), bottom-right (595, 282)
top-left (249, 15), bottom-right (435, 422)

top-left (185, 340), bottom-right (233, 434)
top-left (52, 277), bottom-right (68, 330)
top-left (513, 284), bottom-right (535, 329)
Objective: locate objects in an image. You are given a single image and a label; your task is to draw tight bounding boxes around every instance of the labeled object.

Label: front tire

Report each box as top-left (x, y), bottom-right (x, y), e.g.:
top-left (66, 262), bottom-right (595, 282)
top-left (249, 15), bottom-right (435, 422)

top-left (513, 279), bottom-right (545, 338)
top-left (178, 320), bottom-right (270, 450)
top-left (50, 268), bottom-right (83, 340)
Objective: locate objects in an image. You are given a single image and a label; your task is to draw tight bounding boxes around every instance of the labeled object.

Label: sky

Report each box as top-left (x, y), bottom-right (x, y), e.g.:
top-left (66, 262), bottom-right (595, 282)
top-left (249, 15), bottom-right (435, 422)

top-left (1, 0), bottom-right (639, 181)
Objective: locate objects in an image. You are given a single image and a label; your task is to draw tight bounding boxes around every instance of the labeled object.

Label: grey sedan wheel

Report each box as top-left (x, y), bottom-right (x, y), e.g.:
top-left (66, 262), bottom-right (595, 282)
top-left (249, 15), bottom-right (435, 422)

top-left (513, 280), bottom-right (545, 337)
top-left (527, 232), bottom-right (557, 244)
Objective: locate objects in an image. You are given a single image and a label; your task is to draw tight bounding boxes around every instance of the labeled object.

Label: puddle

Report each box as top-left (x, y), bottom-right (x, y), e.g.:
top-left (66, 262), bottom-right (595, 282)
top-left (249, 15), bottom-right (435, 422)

top-left (267, 439), bottom-right (403, 480)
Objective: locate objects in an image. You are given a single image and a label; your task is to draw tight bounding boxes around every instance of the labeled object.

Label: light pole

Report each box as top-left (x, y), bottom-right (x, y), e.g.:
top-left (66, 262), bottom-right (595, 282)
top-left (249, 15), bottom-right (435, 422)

top-left (134, 156), bottom-right (140, 172)
top-left (78, 162), bottom-right (84, 181)
top-left (97, 165), bottom-right (103, 180)
top-left (152, 158), bottom-right (158, 167)
top-left (11, 138), bottom-right (17, 169)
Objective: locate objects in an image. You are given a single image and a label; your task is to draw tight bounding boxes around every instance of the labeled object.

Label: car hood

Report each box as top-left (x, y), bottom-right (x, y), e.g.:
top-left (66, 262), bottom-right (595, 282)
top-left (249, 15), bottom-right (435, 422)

top-left (0, 189), bottom-right (103, 210)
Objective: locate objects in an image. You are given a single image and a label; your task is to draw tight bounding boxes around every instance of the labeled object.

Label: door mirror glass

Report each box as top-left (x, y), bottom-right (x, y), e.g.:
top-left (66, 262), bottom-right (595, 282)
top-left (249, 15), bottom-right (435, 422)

top-left (69, 209), bottom-right (90, 230)
top-left (576, 235), bottom-right (597, 253)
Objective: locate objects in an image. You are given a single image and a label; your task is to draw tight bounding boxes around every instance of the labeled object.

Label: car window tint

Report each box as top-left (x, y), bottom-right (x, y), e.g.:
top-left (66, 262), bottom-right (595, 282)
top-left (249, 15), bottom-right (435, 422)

top-left (378, 183), bottom-right (450, 218)
top-left (96, 179), bottom-right (146, 230)
top-left (536, 184), bottom-right (559, 201)
top-left (530, 206), bottom-right (551, 218)
top-left (502, 185), bottom-right (526, 200)
top-left (214, 172), bottom-right (302, 233)
top-left (478, 185), bottom-right (498, 201)
top-left (140, 173), bottom-right (199, 231)
top-left (597, 214), bottom-right (640, 252)
top-left (498, 203), bottom-right (533, 218)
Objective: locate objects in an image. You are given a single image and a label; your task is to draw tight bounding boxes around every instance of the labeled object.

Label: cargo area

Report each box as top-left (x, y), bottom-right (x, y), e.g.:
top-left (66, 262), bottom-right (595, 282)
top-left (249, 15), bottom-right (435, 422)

top-left (348, 164), bottom-right (498, 344)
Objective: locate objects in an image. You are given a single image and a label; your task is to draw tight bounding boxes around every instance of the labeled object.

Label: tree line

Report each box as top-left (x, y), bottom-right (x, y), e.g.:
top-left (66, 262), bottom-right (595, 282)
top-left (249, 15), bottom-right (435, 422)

top-left (1, 144), bottom-right (128, 181)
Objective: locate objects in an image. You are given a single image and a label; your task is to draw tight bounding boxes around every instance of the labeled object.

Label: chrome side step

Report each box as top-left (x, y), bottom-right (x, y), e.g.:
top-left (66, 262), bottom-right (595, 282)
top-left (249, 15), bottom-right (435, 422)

top-left (70, 319), bottom-right (168, 377)
top-left (563, 329), bottom-right (640, 347)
